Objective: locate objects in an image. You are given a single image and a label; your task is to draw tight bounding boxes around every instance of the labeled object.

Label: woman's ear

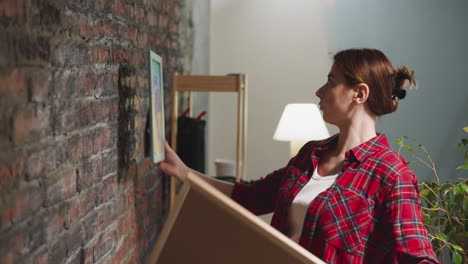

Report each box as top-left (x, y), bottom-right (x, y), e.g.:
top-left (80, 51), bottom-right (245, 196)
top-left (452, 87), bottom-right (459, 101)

top-left (353, 83), bottom-right (370, 104)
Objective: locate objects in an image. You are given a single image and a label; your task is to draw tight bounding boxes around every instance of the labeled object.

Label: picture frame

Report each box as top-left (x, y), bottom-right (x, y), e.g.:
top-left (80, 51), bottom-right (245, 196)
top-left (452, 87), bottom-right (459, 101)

top-left (149, 50), bottom-right (165, 163)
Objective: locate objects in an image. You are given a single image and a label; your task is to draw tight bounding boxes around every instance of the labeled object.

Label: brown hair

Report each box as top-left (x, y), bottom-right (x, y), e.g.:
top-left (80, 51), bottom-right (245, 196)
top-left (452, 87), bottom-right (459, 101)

top-left (333, 48), bottom-right (417, 116)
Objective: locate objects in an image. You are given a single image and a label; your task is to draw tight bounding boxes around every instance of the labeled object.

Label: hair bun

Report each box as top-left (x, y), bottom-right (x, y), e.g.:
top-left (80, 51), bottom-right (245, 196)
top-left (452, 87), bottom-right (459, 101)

top-left (393, 66), bottom-right (416, 100)
top-left (394, 66), bottom-right (417, 89)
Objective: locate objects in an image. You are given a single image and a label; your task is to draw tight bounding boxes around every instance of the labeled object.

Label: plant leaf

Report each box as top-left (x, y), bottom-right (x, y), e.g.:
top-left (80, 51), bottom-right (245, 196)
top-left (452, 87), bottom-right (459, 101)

top-left (463, 196), bottom-right (468, 212)
top-left (464, 127), bottom-right (468, 133)
top-left (452, 244), bottom-right (463, 251)
top-left (423, 215), bottom-right (432, 225)
top-left (460, 183), bottom-right (468, 193)
top-left (456, 164), bottom-right (468, 170)
top-left (452, 250), bottom-right (462, 264)
top-left (457, 143), bottom-right (463, 150)
top-left (435, 232), bottom-right (448, 241)
top-left (404, 145), bottom-right (415, 154)
top-left (420, 188), bottom-right (431, 197)
top-left (462, 138), bottom-right (468, 145)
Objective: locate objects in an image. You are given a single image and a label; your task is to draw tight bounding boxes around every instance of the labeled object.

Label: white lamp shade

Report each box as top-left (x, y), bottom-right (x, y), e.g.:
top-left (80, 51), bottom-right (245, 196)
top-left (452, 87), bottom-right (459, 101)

top-left (273, 104), bottom-right (330, 142)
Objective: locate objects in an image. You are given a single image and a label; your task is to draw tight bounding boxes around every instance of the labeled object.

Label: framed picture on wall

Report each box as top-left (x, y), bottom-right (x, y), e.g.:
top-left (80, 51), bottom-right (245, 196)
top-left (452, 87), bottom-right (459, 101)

top-left (149, 50), bottom-right (165, 163)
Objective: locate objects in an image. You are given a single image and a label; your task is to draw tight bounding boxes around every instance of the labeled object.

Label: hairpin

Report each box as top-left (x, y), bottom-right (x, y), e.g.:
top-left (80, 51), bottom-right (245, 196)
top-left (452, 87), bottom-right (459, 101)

top-left (392, 87), bottom-right (406, 100)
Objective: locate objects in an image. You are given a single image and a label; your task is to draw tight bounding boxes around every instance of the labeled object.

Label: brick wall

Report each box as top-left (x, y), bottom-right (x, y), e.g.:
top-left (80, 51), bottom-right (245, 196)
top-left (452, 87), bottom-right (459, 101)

top-left (0, 0), bottom-right (194, 263)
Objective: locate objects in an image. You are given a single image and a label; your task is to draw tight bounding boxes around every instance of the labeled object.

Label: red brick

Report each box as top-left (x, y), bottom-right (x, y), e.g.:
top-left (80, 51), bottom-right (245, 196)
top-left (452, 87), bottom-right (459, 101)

top-left (117, 189), bottom-right (134, 216)
top-left (81, 211), bottom-right (98, 242)
top-left (102, 150), bottom-right (118, 177)
top-left (93, 125), bottom-right (112, 153)
top-left (31, 247), bottom-right (48, 264)
top-left (26, 143), bottom-right (66, 180)
top-left (137, 75), bottom-right (148, 91)
top-left (68, 133), bottom-right (94, 163)
top-left (0, 0), bottom-right (25, 24)
top-left (82, 242), bottom-right (95, 264)
top-left (79, 21), bottom-right (94, 38)
top-left (65, 223), bottom-right (83, 257)
top-left (96, 202), bottom-right (118, 233)
top-left (0, 69), bottom-right (27, 103)
top-left (45, 164), bottom-right (77, 207)
top-left (77, 156), bottom-right (103, 192)
top-left (0, 231), bottom-right (24, 264)
top-left (58, 99), bottom-right (117, 133)
top-left (29, 69), bottom-right (50, 102)
top-left (100, 22), bottom-right (115, 36)
top-left (91, 46), bottom-right (110, 63)
top-left (111, 48), bottom-right (130, 63)
top-left (110, 236), bottom-right (127, 264)
top-left (111, 0), bottom-right (124, 16)
top-left (0, 151), bottom-right (24, 192)
top-left (97, 175), bottom-right (117, 205)
top-left (136, 31), bottom-right (148, 47)
top-left (148, 11), bottom-right (157, 26)
top-left (49, 235), bottom-right (66, 264)
top-left (13, 104), bottom-right (50, 144)
top-left (68, 126), bottom-right (112, 162)
top-left (67, 188), bottom-right (96, 226)
top-left (131, 50), bottom-right (145, 66)
top-left (124, 251), bottom-right (138, 264)
top-left (93, 227), bottom-right (116, 262)
top-left (173, 5), bottom-right (181, 20)
top-left (45, 202), bottom-right (68, 240)
top-left (134, 7), bottom-right (145, 24)
top-left (171, 39), bottom-right (180, 50)
top-left (75, 74), bottom-right (95, 97)
top-left (117, 211), bottom-right (136, 237)
top-left (159, 15), bottom-right (168, 29)
top-left (123, 26), bottom-right (138, 43)
top-left (170, 22), bottom-right (178, 34)
top-left (1, 181), bottom-right (44, 226)
top-left (137, 158), bottom-right (152, 179)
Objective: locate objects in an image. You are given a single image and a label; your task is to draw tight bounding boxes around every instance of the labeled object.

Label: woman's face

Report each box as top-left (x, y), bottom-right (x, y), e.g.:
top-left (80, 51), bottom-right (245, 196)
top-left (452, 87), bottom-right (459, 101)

top-left (315, 63), bottom-right (356, 126)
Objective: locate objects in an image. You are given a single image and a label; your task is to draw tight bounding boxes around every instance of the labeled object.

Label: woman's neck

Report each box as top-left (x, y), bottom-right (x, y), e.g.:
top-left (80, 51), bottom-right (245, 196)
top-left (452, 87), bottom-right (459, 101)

top-left (332, 116), bottom-right (377, 158)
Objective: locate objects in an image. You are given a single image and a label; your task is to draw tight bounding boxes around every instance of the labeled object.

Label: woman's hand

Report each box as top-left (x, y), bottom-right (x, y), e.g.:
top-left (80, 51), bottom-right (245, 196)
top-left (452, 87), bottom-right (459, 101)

top-left (157, 141), bottom-right (189, 182)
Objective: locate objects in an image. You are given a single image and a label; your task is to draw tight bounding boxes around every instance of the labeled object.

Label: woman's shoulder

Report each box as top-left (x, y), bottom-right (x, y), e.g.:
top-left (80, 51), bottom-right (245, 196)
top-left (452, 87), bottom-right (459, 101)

top-left (370, 145), bottom-right (417, 185)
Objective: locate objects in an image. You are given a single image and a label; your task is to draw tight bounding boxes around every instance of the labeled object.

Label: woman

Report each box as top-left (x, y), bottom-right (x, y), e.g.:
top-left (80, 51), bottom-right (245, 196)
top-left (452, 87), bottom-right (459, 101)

top-left (158, 48), bottom-right (439, 263)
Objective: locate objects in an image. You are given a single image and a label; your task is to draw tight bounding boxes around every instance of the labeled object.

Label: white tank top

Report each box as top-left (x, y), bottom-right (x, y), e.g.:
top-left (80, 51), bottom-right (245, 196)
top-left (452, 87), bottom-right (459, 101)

top-left (287, 166), bottom-right (339, 242)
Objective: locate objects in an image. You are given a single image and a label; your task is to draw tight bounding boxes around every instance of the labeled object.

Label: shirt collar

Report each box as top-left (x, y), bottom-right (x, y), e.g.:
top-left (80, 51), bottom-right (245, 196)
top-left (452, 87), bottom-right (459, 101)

top-left (314, 133), bottom-right (390, 163)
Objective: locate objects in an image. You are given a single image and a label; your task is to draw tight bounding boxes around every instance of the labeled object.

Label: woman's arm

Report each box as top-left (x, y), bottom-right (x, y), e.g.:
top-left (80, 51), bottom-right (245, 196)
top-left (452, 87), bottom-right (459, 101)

top-left (157, 141), bottom-right (234, 197)
top-left (383, 171), bottom-right (439, 263)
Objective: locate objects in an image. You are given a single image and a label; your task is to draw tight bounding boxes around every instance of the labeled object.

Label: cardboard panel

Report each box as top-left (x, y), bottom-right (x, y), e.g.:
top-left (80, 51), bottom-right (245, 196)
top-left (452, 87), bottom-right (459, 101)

top-left (147, 172), bottom-right (325, 264)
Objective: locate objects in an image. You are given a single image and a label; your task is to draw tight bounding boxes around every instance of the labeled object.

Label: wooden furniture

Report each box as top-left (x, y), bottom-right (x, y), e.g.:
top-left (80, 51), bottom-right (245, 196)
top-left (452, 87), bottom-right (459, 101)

top-left (170, 73), bottom-right (247, 208)
top-left (146, 172), bottom-right (326, 264)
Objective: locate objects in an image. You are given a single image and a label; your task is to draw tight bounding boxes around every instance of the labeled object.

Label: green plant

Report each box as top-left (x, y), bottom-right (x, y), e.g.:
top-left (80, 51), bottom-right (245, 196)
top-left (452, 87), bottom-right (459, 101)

top-left (397, 127), bottom-right (468, 264)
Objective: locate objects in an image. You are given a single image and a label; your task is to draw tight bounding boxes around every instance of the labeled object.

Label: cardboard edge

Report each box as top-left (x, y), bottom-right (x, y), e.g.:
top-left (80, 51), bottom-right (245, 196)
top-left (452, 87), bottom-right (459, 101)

top-left (145, 178), bottom-right (191, 264)
top-left (186, 172), bottom-right (326, 264)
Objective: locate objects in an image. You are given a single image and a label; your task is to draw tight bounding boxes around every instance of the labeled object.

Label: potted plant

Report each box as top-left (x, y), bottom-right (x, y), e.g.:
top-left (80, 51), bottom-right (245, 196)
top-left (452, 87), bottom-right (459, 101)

top-left (397, 127), bottom-right (468, 264)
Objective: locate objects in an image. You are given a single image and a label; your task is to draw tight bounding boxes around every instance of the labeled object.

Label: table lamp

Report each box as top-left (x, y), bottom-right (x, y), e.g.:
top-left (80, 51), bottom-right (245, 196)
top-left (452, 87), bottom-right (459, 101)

top-left (273, 104), bottom-right (330, 157)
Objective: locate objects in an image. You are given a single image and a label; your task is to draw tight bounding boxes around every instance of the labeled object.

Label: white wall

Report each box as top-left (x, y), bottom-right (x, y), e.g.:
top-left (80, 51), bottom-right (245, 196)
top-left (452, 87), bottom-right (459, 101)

top-left (208, 1), bottom-right (334, 180)
top-left (209, 0), bottom-right (468, 186)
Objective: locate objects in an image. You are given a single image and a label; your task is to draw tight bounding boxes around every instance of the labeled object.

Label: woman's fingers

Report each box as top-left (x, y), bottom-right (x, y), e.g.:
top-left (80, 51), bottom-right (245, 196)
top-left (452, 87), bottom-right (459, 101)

top-left (157, 161), bottom-right (174, 176)
top-left (157, 140), bottom-right (188, 182)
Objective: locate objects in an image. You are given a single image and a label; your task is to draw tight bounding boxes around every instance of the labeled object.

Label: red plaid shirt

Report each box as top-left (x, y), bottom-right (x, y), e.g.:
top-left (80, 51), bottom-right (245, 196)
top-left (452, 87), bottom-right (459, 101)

top-left (231, 133), bottom-right (439, 263)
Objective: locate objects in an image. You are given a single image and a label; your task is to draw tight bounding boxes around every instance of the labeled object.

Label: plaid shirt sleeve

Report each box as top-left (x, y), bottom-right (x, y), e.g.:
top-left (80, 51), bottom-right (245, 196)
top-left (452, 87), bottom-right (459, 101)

top-left (382, 168), bottom-right (439, 263)
top-left (230, 166), bottom-right (287, 215)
